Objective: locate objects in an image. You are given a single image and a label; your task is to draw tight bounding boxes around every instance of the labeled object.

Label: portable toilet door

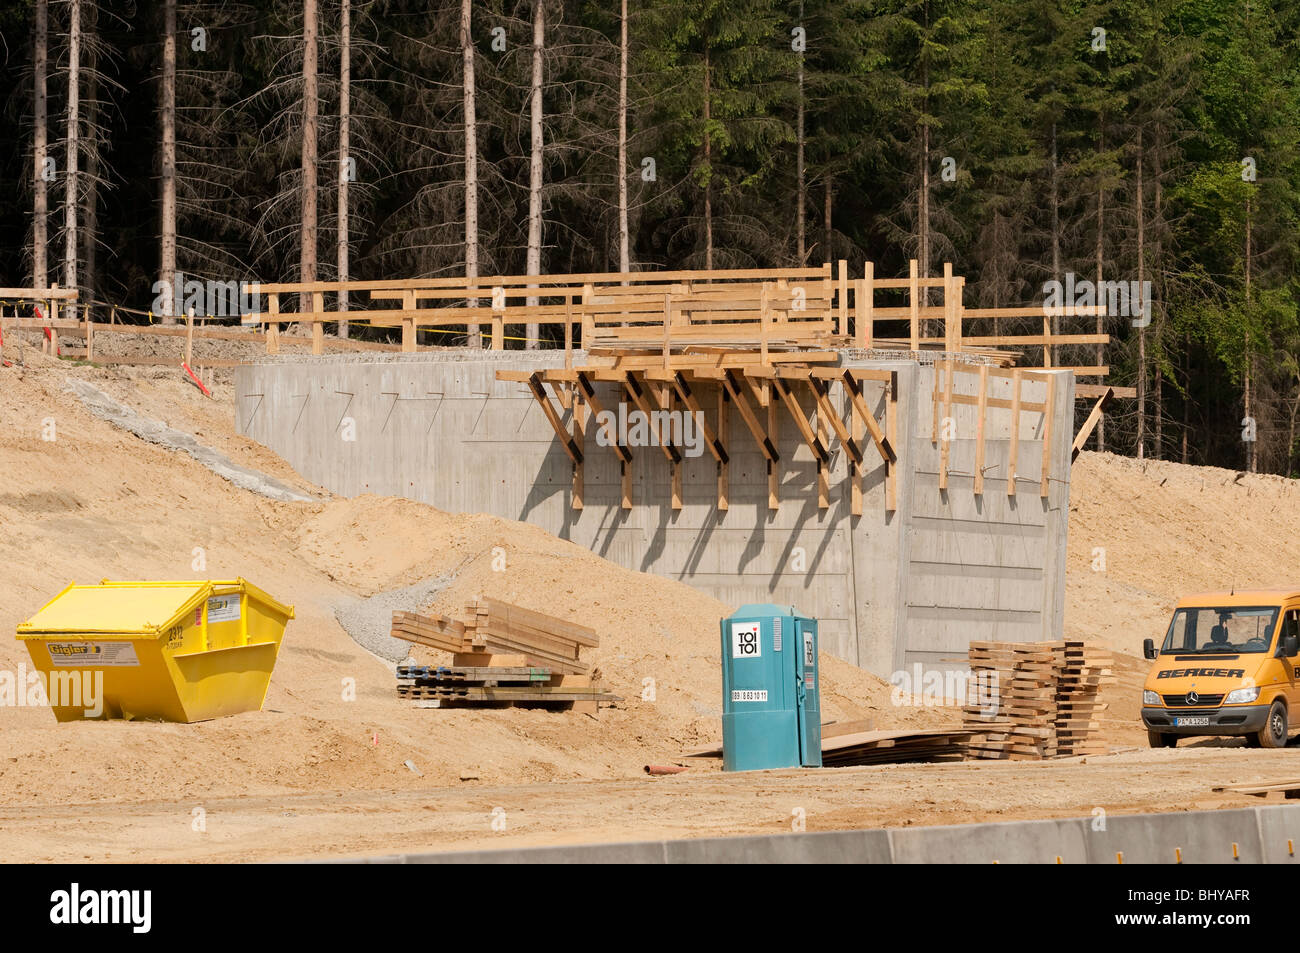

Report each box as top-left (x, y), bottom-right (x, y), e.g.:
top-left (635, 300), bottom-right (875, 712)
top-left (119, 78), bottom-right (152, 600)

top-left (795, 615), bottom-right (822, 767)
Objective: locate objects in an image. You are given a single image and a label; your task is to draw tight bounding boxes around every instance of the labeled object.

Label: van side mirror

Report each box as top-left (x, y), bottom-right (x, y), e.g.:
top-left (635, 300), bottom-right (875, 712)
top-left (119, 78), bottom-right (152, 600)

top-left (1143, 638), bottom-right (1157, 660)
top-left (1282, 634), bottom-right (1299, 658)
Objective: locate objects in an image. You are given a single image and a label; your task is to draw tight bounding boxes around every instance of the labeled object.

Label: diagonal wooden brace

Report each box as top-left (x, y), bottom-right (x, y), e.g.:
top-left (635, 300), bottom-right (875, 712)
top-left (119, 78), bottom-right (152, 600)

top-left (526, 372), bottom-right (583, 465)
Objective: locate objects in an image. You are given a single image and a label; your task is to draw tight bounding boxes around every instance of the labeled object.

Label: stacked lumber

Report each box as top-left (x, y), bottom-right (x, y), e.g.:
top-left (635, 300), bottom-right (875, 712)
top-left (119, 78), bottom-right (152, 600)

top-left (962, 640), bottom-right (1113, 760)
top-left (391, 598), bottom-right (615, 711)
top-left (820, 727), bottom-right (986, 766)
top-left (391, 598), bottom-right (597, 674)
top-left (1055, 641), bottom-right (1113, 756)
top-left (396, 663), bottom-right (620, 710)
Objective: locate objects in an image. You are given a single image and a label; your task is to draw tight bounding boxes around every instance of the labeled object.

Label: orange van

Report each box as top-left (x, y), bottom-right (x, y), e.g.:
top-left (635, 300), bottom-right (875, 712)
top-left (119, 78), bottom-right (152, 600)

top-left (1141, 590), bottom-right (1300, 748)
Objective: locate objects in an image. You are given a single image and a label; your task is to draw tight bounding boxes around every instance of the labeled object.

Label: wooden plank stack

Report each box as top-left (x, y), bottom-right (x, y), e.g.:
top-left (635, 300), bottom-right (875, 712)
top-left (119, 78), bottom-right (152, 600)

top-left (820, 727), bottom-right (987, 767)
top-left (1055, 641), bottom-right (1114, 756)
top-left (391, 598), bottom-right (617, 711)
top-left (396, 663), bottom-right (620, 709)
top-left (963, 640), bottom-right (1113, 760)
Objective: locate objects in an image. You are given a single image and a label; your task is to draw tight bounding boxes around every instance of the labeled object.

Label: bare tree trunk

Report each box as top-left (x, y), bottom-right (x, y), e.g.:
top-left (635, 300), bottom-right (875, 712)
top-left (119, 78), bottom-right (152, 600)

top-left (1245, 195), bottom-right (1255, 472)
top-left (82, 0), bottom-right (99, 311)
top-left (337, 0), bottom-right (350, 338)
top-left (299, 0), bottom-right (319, 316)
top-left (525, 0), bottom-right (544, 348)
top-left (1153, 161), bottom-right (1164, 460)
top-left (161, 0), bottom-right (177, 322)
top-left (461, 0), bottom-right (480, 345)
top-left (703, 45), bottom-right (712, 270)
top-left (823, 176), bottom-right (832, 264)
top-left (1049, 124), bottom-right (1060, 360)
top-left (63, 0), bottom-right (81, 321)
top-left (618, 0), bottom-right (629, 276)
top-left (918, 122), bottom-right (929, 304)
top-left (1135, 131), bottom-right (1145, 459)
top-left (1095, 156), bottom-right (1105, 452)
top-left (795, 0), bottom-right (805, 264)
top-left (33, 0), bottom-right (48, 289)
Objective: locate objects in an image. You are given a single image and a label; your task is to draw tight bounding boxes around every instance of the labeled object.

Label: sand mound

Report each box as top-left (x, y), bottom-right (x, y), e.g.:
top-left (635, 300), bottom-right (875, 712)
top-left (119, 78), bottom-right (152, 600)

top-left (0, 363), bottom-right (926, 808)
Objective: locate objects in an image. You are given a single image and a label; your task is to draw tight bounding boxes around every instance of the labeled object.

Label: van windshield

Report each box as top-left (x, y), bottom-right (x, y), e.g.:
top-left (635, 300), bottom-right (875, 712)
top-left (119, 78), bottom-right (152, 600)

top-left (1160, 606), bottom-right (1280, 654)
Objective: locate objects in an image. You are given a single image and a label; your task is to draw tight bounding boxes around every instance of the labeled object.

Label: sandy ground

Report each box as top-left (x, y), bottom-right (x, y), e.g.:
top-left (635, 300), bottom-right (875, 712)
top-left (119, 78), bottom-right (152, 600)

top-left (1, 353), bottom-right (1298, 861)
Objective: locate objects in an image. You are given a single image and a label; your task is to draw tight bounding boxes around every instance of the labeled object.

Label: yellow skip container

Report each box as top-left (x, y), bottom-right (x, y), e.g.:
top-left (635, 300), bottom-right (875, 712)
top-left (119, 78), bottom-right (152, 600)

top-left (15, 579), bottom-right (294, 723)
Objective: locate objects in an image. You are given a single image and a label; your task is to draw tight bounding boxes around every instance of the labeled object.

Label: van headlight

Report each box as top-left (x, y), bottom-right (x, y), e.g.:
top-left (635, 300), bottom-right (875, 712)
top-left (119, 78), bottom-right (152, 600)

top-left (1224, 686), bottom-right (1260, 705)
top-left (1143, 690), bottom-right (1160, 705)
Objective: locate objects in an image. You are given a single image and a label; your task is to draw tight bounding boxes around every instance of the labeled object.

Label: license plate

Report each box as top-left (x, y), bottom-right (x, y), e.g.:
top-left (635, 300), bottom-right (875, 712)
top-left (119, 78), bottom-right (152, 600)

top-left (1174, 716), bottom-right (1209, 727)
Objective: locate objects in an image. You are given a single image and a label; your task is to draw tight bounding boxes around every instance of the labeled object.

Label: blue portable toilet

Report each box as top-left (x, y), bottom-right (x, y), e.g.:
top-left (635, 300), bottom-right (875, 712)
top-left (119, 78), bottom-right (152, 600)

top-left (719, 604), bottom-right (821, 771)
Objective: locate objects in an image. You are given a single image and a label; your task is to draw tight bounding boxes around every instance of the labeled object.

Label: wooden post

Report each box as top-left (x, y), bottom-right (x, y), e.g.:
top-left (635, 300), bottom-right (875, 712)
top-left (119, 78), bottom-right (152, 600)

top-left (885, 373), bottom-right (898, 512)
top-left (768, 391), bottom-right (779, 511)
top-left (572, 381), bottom-right (586, 511)
top-left (84, 305), bottom-right (93, 361)
top-left (267, 293), bottom-right (280, 354)
top-left (662, 291), bottom-right (672, 370)
top-left (1040, 373), bottom-right (1056, 499)
top-left (185, 306), bottom-right (194, 366)
top-left (311, 290), bottom-right (325, 354)
top-left (955, 276), bottom-right (965, 352)
top-left (850, 379), bottom-right (863, 517)
top-left (943, 262), bottom-right (954, 351)
top-left (837, 258), bottom-right (847, 335)
top-left (1007, 369), bottom-right (1022, 496)
top-left (974, 364), bottom-right (988, 495)
top-left (909, 258), bottom-right (919, 351)
top-left (939, 359), bottom-right (954, 491)
top-left (760, 282), bottom-right (770, 366)
top-left (718, 384), bottom-right (729, 511)
top-left (402, 289), bottom-right (416, 352)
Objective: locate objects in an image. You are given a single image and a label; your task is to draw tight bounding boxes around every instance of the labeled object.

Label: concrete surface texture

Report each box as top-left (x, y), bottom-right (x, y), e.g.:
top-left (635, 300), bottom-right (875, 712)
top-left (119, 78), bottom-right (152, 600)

top-left (348, 804), bottom-right (1300, 865)
top-left (235, 352), bottom-right (1072, 677)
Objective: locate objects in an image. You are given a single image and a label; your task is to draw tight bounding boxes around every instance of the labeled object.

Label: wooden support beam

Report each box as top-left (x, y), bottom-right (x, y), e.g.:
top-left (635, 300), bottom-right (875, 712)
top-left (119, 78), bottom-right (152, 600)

top-left (672, 372), bottom-right (728, 464)
top-left (1007, 369), bottom-right (1022, 496)
top-left (526, 373), bottom-right (583, 465)
top-left (885, 373), bottom-right (898, 512)
top-left (267, 294), bottom-right (280, 354)
top-left (837, 259), bottom-right (848, 334)
top-left (909, 258), bottom-right (920, 351)
top-left (974, 364), bottom-right (988, 495)
top-left (841, 370), bottom-right (897, 464)
top-left (772, 377), bottom-right (830, 465)
top-left (402, 290), bottom-right (416, 351)
top-left (718, 385), bottom-right (729, 511)
top-left (575, 372), bottom-right (632, 465)
top-left (312, 291), bottom-right (325, 354)
top-left (850, 379), bottom-right (863, 517)
top-left (1040, 374), bottom-right (1056, 498)
top-left (1071, 387), bottom-right (1114, 462)
top-left (817, 400), bottom-right (830, 510)
top-left (669, 390), bottom-right (683, 511)
top-left (721, 370), bottom-right (778, 462)
top-left (624, 373), bottom-right (680, 463)
top-left (943, 262), bottom-right (954, 351)
top-left (808, 376), bottom-right (862, 466)
top-left (939, 359), bottom-right (954, 491)
top-left (572, 387), bottom-right (586, 510)
top-left (768, 395), bottom-right (780, 511)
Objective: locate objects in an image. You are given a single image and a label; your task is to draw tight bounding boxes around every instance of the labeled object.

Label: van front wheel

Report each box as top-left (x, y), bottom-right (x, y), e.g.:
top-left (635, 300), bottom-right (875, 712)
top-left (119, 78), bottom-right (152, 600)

top-left (1147, 730), bottom-right (1177, 748)
top-left (1257, 700), bottom-right (1289, 749)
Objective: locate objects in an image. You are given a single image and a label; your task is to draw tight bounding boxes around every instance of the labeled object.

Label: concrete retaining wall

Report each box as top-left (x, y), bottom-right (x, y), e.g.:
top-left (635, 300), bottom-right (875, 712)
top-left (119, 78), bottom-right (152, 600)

top-left (235, 352), bottom-right (1073, 677)
top-left (343, 805), bottom-right (1300, 864)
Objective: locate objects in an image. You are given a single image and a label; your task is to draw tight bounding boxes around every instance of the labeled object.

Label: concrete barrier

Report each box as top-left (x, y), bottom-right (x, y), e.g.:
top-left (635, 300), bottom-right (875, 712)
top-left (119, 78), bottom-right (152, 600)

top-left (889, 816), bottom-right (1091, 864)
top-left (1083, 808), bottom-right (1264, 865)
top-left (335, 805), bottom-right (1291, 864)
top-left (1252, 804), bottom-right (1300, 864)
